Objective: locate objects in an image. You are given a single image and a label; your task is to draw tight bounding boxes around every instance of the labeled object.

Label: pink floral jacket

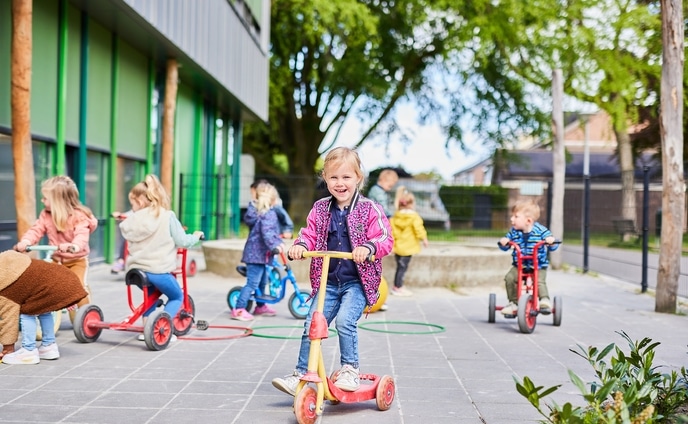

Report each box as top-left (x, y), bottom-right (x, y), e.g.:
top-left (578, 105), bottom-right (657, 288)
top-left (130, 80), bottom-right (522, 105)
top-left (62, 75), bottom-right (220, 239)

top-left (294, 192), bottom-right (394, 306)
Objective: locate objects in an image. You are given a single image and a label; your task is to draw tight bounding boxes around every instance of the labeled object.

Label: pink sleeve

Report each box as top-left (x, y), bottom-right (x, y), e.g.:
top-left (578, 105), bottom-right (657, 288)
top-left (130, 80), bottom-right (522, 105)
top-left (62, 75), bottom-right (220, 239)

top-left (293, 207), bottom-right (318, 250)
top-left (19, 212), bottom-right (48, 245)
top-left (365, 203), bottom-right (394, 258)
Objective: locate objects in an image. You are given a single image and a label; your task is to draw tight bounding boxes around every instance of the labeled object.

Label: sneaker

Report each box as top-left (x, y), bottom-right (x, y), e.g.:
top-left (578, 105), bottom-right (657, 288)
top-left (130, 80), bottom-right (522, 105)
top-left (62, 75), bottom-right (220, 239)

top-left (272, 370), bottom-right (304, 396)
top-left (334, 365), bottom-right (360, 392)
top-left (110, 260), bottom-right (125, 274)
top-left (231, 308), bottom-right (254, 321)
top-left (391, 287), bottom-right (413, 296)
top-left (379, 303), bottom-right (389, 311)
top-left (253, 305), bottom-right (277, 316)
top-left (138, 334), bottom-right (177, 342)
top-left (38, 343), bottom-right (60, 360)
top-left (501, 302), bottom-right (517, 316)
top-left (539, 297), bottom-right (551, 313)
top-left (2, 347), bottom-right (40, 365)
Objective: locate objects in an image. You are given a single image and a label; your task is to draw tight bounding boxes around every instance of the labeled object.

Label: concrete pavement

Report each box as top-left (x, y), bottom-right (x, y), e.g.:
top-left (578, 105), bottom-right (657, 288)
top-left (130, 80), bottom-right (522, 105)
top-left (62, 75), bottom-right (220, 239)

top-left (1, 250), bottom-right (687, 424)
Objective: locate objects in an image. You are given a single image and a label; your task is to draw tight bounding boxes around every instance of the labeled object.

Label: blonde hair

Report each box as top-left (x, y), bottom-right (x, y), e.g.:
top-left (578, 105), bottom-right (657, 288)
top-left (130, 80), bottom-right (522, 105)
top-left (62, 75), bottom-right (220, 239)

top-left (394, 186), bottom-right (415, 210)
top-left (512, 200), bottom-right (540, 221)
top-left (41, 175), bottom-right (94, 232)
top-left (128, 174), bottom-right (170, 217)
top-left (254, 181), bottom-right (278, 214)
top-left (321, 147), bottom-right (365, 191)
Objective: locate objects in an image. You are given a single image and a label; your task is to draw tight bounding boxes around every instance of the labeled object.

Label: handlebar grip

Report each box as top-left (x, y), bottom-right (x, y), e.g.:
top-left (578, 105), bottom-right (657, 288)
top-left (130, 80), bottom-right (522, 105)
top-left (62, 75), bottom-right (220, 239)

top-left (25, 245), bottom-right (58, 252)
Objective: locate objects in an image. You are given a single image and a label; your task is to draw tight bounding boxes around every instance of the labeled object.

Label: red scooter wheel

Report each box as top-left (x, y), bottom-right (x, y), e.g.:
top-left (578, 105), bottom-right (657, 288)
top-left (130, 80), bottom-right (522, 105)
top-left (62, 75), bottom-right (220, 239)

top-left (294, 385), bottom-right (318, 424)
top-left (376, 375), bottom-right (395, 411)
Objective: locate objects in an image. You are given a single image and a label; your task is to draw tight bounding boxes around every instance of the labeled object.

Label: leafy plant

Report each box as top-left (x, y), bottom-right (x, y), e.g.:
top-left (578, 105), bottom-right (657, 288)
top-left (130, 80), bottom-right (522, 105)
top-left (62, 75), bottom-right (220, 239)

top-left (515, 331), bottom-right (688, 423)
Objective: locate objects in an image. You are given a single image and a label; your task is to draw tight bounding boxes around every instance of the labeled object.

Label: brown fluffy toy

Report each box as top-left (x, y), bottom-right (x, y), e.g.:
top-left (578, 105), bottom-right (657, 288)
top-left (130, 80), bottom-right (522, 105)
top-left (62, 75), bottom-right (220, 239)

top-left (0, 250), bottom-right (88, 359)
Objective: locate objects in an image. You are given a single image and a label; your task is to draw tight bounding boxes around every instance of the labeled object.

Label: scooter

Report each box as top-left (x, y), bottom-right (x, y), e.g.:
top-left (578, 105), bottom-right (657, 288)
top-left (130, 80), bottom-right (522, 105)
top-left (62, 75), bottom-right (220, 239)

top-left (291, 251), bottom-right (395, 424)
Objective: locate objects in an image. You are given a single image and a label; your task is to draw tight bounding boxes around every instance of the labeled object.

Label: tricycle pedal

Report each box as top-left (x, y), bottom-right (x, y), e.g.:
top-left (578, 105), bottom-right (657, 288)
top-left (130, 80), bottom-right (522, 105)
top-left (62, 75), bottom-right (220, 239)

top-left (195, 320), bottom-right (209, 331)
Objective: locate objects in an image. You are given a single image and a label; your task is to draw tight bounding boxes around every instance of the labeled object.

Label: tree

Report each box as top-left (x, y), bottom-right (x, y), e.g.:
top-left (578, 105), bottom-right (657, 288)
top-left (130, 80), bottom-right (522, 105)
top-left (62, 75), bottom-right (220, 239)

top-left (465, 0), bottom-right (662, 226)
top-left (11, 0), bottom-right (36, 238)
top-left (245, 0), bottom-right (546, 222)
top-left (655, 0), bottom-right (683, 313)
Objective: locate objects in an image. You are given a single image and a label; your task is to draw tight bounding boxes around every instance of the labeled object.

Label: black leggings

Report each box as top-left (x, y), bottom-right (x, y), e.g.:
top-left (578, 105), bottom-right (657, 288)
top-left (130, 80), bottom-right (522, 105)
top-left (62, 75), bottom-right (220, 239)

top-left (393, 255), bottom-right (412, 288)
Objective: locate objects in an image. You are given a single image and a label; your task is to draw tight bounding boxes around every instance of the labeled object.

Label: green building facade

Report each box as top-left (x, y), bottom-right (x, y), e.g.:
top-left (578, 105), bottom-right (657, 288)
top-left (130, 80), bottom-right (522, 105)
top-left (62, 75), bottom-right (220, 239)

top-left (0, 0), bottom-right (270, 262)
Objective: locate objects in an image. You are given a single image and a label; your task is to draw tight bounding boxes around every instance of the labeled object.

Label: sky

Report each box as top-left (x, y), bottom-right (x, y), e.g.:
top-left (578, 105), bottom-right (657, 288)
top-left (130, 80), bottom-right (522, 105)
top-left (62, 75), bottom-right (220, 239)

top-left (328, 102), bottom-right (490, 181)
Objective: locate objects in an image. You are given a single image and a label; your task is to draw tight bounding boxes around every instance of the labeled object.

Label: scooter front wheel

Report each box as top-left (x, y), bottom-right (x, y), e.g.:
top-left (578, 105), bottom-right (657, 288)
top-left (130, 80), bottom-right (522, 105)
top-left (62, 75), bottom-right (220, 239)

top-left (294, 385), bottom-right (319, 424)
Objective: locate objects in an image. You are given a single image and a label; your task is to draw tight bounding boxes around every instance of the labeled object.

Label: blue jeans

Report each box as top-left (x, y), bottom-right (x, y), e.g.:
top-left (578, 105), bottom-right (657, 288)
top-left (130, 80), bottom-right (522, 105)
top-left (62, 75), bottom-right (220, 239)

top-left (237, 263), bottom-right (267, 309)
top-left (20, 313), bottom-right (55, 351)
top-left (143, 272), bottom-right (184, 318)
top-left (295, 280), bottom-right (367, 373)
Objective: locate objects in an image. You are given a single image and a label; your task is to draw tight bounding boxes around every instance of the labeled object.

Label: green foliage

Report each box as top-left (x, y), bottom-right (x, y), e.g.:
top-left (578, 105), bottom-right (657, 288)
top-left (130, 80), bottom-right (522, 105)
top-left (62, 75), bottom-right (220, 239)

top-left (439, 185), bottom-right (508, 222)
top-left (515, 331), bottom-right (688, 423)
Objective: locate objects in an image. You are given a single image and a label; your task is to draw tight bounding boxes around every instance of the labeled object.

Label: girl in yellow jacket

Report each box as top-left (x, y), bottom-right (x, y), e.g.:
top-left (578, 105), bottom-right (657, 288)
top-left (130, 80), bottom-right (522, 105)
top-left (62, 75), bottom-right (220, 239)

top-left (389, 186), bottom-right (428, 296)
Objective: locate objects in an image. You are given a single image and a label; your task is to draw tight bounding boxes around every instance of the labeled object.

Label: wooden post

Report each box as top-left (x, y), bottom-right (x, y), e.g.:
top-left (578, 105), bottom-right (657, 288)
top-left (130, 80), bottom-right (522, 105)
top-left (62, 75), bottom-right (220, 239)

top-left (11, 0), bottom-right (36, 237)
top-left (656, 0), bottom-right (684, 313)
top-left (549, 69), bottom-right (565, 269)
top-left (161, 58), bottom-right (178, 195)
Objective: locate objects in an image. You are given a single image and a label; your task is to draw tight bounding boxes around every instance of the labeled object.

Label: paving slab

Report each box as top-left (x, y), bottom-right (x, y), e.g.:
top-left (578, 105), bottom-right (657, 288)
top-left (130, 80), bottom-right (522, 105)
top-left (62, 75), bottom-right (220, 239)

top-left (1, 251), bottom-right (687, 424)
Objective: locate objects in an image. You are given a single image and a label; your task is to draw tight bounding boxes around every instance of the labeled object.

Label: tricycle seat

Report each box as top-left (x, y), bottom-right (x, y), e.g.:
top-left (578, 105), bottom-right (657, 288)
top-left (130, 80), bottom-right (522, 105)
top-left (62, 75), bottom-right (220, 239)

top-left (125, 269), bottom-right (152, 288)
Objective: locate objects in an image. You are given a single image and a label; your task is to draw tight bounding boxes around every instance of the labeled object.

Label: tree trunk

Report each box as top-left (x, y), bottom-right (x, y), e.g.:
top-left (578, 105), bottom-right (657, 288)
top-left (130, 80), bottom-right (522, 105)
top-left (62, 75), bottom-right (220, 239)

top-left (549, 69), bottom-right (565, 269)
top-left (656, 0), bottom-right (684, 314)
top-left (11, 0), bottom-right (36, 237)
top-left (161, 58), bottom-right (178, 195)
top-left (614, 128), bottom-right (636, 229)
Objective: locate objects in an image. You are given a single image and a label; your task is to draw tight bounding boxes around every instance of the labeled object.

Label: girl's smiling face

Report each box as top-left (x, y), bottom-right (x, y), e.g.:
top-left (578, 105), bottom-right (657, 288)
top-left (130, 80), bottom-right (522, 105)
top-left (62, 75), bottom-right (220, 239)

top-left (324, 162), bottom-right (362, 208)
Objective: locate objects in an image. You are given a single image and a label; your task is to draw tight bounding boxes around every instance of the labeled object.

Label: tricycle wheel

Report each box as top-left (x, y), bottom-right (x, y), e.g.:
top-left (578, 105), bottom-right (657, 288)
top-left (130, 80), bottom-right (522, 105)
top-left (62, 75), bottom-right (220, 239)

top-left (375, 375), bottom-right (396, 411)
top-left (187, 259), bottom-right (197, 277)
top-left (144, 310), bottom-right (173, 351)
top-left (552, 296), bottom-right (563, 327)
top-left (36, 310), bottom-right (62, 341)
top-left (73, 304), bottom-right (103, 343)
top-left (517, 294), bottom-right (536, 334)
top-left (226, 286), bottom-right (253, 312)
top-left (289, 289), bottom-right (312, 319)
top-left (174, 295), bottom-right (195, 336)
top-left (488, 293), bottom-right (496, 323)
top-left (294, 385), bottom-right (319, 424)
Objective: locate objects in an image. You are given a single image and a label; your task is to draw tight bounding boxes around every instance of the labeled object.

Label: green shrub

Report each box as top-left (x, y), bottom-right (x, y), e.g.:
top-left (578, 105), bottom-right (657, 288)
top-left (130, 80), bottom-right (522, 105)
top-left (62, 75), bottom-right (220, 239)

top-left (439, 185), bottom-right (509, 223)
top-left (515, 331), bottom-right (688, 423)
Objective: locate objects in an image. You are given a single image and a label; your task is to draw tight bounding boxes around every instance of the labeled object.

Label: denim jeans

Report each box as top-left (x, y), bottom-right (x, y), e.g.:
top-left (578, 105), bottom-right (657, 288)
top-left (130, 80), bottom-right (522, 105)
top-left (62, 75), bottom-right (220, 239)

top-left (295, 279), bottom-right (367, 373)
top-left (20, 313), bottom-right (55, 351)
top-left (143, 272), bottom-right (184, 318)
top-left (237, 263), bottom-right (267, 309)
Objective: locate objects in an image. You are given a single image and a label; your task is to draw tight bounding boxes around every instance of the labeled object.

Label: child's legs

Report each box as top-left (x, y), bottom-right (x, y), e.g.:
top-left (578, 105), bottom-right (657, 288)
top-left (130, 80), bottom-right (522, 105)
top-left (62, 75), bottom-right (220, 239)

top-left (236, 264), bottom-right (264, 309)
top-left (146, 273), bottom-right (184, 318)
top-left (393, 255), bottom-right (412, 288)
top-left (295, 282), bottom-right (341, 373)
top-left (504, 266), bottom-right (519, 303)
top-left (255, 267), bottom-right (269, 308)
top-left (37, 312), bottom-right (56, 345)
top-left (19, 314), bottom-right (38, 351)
top-left (537, 269), bottom-right (549, 299)
top-left (62, 259), bottom-right (90, 306)
top-left (334, 280), bottom-right (366, 369)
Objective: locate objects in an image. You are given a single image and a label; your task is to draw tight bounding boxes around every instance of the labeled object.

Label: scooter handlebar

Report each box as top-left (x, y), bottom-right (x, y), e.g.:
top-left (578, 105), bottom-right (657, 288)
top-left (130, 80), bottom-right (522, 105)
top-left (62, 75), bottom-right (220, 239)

top-left (301, 250), bottom-right (375, 262)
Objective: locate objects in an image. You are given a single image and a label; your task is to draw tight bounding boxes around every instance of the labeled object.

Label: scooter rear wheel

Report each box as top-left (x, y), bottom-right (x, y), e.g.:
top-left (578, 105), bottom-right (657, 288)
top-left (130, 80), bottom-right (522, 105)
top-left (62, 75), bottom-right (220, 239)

top-left (294, 385), bottom-right (319, 424)
top-left (376, 375), bottom-right (396, 411)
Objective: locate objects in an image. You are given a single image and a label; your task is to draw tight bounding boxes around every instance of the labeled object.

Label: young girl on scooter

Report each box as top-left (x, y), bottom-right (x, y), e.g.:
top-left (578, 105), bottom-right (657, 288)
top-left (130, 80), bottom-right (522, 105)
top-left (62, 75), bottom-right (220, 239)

top-left (272, 147), bottom-right (394, 395)
top-left (232, 182), bottom-right (285, 321)
top-left (119, 174), bottom-right (204, 340)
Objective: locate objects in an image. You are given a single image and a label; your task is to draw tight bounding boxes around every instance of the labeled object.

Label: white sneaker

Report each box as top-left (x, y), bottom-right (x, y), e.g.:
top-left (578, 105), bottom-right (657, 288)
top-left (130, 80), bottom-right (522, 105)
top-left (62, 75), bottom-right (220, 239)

top-left (272, 370), bottom-right (304, 396)
top-left (138, 334), bottom-right (177, 342)
top-left (38, 343), bottom-right (60, 360)
top-left (501, 302), bottom-right (517, 316)
top-left (334, 365), bottom-right (360, 392)
top-left (2, 347), bottom-right (40, 365)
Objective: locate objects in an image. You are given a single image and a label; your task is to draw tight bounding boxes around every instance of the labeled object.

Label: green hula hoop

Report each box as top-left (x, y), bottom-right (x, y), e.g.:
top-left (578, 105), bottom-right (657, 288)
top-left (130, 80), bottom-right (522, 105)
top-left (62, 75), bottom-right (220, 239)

top-left (358, 320), bottom-right (446, 335)
top-left (251, 325), bottom-right (339, 340)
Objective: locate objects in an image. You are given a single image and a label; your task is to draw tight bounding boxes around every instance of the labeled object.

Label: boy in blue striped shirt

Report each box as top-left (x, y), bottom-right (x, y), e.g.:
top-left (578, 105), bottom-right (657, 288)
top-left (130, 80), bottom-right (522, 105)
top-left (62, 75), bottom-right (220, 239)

top-left (498, 200), bottom-right (558, 315)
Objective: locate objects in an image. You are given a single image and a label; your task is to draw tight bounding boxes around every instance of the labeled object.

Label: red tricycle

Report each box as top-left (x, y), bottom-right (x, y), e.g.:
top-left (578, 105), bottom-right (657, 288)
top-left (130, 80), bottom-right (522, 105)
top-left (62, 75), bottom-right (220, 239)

top-left (73, 248), bottom-right (199, 350)
top-left (488, 240), bottom-right (562, 334)
top-left (291, 251), bottom-right (395, 424)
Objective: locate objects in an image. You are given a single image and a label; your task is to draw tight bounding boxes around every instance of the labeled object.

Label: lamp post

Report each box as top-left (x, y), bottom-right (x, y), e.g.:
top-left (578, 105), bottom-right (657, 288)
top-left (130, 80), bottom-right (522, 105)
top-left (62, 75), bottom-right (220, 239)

top-left (580, 113), bottom-right (594, 273)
